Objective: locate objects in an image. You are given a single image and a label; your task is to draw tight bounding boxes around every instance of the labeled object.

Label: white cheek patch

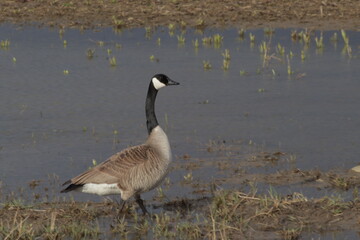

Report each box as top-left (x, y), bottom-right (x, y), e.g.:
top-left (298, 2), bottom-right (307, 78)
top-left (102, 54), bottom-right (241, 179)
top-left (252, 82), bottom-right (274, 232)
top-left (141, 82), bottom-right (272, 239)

top-left (152, 77), bottom-right (166, 90)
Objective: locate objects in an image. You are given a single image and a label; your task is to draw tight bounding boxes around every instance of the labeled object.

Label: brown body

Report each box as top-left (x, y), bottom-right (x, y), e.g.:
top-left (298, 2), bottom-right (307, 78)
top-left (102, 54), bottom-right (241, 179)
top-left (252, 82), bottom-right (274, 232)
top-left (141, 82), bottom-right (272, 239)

top-left (61, 126), bottom-right (171, 201)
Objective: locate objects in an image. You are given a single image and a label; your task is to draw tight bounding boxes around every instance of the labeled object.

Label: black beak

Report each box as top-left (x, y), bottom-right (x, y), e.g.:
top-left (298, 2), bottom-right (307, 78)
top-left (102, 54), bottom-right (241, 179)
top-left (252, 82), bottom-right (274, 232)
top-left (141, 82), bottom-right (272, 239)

top-left (167, 78), bottom-right (180, 86)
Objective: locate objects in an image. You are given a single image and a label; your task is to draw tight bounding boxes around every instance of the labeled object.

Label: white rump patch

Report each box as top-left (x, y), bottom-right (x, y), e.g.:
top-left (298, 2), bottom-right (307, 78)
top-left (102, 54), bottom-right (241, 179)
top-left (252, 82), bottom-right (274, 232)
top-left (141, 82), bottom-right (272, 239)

top-left (80, 183), bottom-right (122, 196)
top-left (152, 77), bottom-right (166, 90)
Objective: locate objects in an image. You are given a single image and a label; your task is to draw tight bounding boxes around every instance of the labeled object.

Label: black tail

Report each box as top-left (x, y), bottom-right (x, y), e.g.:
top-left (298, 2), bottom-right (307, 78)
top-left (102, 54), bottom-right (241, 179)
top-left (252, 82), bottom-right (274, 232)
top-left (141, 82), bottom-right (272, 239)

top-left (60, 181), bottom-right (82, 193)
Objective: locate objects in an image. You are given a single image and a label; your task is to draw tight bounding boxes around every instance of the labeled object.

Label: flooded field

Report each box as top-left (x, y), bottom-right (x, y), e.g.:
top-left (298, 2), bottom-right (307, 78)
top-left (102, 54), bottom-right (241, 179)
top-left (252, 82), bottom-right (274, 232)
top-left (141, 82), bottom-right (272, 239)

top-left (1, 25), bottom-right (360, 239)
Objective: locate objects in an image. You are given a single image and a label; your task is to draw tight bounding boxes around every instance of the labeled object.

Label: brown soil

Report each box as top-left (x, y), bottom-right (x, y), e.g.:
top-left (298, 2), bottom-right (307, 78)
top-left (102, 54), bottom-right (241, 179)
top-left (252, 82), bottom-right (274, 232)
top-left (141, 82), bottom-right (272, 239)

top-left (0, 0), bottom-right (359, 30)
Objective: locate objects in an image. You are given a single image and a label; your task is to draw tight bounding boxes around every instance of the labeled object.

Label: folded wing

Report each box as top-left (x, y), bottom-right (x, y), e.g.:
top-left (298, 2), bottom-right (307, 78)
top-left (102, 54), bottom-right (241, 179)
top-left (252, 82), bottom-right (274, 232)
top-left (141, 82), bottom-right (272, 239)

top-left (61, 144), bottom-right (156, 192)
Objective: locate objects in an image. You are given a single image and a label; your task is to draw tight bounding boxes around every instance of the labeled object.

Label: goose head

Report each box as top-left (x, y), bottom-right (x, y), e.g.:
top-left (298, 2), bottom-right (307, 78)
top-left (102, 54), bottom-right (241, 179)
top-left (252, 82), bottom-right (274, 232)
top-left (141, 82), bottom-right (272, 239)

top-left (152, 74), bottom-right (179, 90)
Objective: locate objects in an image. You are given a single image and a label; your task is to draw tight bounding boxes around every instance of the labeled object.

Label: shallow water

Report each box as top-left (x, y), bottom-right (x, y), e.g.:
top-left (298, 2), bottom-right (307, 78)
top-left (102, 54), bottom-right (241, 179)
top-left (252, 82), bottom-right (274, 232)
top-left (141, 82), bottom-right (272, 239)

top-left (0, 25), bottom-right (359, 204)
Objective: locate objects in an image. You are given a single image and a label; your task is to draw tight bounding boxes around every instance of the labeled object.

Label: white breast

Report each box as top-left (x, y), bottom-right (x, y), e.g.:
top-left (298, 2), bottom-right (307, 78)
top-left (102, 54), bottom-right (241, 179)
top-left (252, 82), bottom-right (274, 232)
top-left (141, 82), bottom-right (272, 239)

top-left (146, 126), bottom-right (171, 162)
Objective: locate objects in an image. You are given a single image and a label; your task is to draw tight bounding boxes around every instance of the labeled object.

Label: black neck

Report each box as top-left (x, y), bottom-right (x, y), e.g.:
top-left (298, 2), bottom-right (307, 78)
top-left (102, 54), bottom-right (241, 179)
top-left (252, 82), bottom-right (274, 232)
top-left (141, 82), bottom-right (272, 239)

top-left (145, 82), bottom-right (159, 134)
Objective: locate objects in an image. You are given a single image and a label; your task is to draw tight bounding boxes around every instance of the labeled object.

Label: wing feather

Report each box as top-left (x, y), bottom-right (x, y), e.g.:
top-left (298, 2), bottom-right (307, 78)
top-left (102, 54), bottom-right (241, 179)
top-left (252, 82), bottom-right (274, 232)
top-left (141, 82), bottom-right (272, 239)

top-left (65, 144), bottom-right (157, 186)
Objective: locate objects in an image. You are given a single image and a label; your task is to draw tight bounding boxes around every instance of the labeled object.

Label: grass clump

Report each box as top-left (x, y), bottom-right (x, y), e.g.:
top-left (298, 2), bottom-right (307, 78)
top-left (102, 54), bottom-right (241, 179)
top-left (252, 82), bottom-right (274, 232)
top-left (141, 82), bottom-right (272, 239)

top-left (222, 59), bottom-right (230, 71)
top-left (112, 16), bottom-right (124, 29)
top-left (202, 36), bottom-right (212, 46)
top-left (62, 221), bottom-right (100, 239)
top-left (177, 35), bottom-right (185, 45)
top-left (222, 49), bottom-right (230, 61)
top-left (221, 49), bottom-right (231, 71)
top-left (153, 213), bottom-right (175, 238)
top-left (330, 32), bottom-right (338, 42)
top-left (168, 23), bottom-right (176, 32)
top-left (201, 34), bottom-right (223, 48)
top-left (0, 39), bottom-right (10, 49)
top-left (193, 38), bottom-right (199, 48)
top-left (340, 29), bottom-right (349, 46)
top-left (86, 49), bottom-right (95, 59)
top-left (176, 223), bottom-right (201, 239)
top-left (240, 70), bottom-right (248, 76)
top-left (149, 55), bottom-right (155, 61)
top-left (280, 228), bottom-right (302, 240)
top-left (0, 216), bottom-right (35, 240)
top-left (287, 55), bottom-right (294, 76)
top-left (277, 43), bottom-right (285, 56)
top-left (298, 30), bottom-right (311, 45)
top-left (168, 23), bottom-right (176, 36)
top-left (238, 29), bottom-right (245, 39)
top-left (300, 50), bottom-right (306, 61)
top-left (213, 34), bottom-right (223, 48)
top-left (97, 41), bottom-right (105, 47)
top-left (291, 30), bottom-right (299, 41)
top-left (203, 60), bottom-right (212, 70)
top-left (249, 32), bottom-right (255, 43)
top-left (341, 29), bottom-right (352, 57)
top-left (109, 56), bottom-right (117, 67)
top-left (264, 27), bottom-right (274, 36)
top-left (183, 172), bottom-right (193, 183)
top-left (145, 26), bottom-right (152, 39)
top-left (315, 34), bottom-right (324, 49)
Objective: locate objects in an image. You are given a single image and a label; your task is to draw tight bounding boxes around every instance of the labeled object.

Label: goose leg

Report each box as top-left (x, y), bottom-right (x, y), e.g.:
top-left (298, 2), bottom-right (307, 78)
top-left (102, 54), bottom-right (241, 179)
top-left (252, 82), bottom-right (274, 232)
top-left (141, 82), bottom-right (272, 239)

top-left (119, 200), bottom-right (126, 214)
top-left (135, 194), bottom-right (148, 215)
top-left (114, 200), bottom-right (127, 223)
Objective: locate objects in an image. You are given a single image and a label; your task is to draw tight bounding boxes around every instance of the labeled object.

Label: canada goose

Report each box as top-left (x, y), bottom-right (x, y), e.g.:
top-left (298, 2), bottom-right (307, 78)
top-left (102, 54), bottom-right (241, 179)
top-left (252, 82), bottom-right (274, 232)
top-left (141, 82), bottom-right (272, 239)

top-left (61, 74), bottom-right (179, 215)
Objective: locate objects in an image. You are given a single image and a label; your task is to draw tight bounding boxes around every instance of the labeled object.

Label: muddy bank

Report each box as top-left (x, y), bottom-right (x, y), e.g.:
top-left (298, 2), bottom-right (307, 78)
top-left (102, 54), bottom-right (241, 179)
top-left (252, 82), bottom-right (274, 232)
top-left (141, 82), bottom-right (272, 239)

top-left (0, 0), bottom-right (359, 30)
top-left (1, 190), bottom-right (360, 239)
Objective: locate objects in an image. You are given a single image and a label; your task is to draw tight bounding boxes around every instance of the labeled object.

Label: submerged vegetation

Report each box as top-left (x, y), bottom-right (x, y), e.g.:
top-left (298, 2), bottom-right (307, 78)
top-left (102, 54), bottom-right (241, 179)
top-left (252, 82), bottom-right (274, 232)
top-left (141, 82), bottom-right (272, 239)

top-left (0, 39), bottom-right (10, 49)
top-left (86, 48), bottom-right (95, 59)
top-left (202, 60), bottom-right (212, 70)
top-left (48, 27), bottom-right (355, 77)
top-left (177, 35), bottom-right (185, 45)
top-left (30, 26), bottom-right (348, 77)
top-left (109, 56), bottom-right (117, 67)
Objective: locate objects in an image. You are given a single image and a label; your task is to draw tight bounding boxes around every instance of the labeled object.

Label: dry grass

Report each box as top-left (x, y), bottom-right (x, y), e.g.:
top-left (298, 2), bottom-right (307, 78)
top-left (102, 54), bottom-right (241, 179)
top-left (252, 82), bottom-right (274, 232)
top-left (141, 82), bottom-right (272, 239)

top-left (0, 0), bottom-right (359, 30)
top-left (1, 187), bottom-right (360, 239)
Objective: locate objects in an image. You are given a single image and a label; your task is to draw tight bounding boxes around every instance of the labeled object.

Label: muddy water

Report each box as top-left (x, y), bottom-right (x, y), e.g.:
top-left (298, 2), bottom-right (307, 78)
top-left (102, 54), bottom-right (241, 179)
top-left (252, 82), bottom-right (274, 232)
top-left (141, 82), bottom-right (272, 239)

top-left (0, 25), bottom-right (359, 202)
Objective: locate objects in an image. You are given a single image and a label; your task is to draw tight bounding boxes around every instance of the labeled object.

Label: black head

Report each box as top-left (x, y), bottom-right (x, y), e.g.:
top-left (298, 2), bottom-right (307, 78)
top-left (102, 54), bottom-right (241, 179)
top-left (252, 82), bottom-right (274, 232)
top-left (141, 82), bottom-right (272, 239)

top-left (151, 74), bottom-right (179, 90)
